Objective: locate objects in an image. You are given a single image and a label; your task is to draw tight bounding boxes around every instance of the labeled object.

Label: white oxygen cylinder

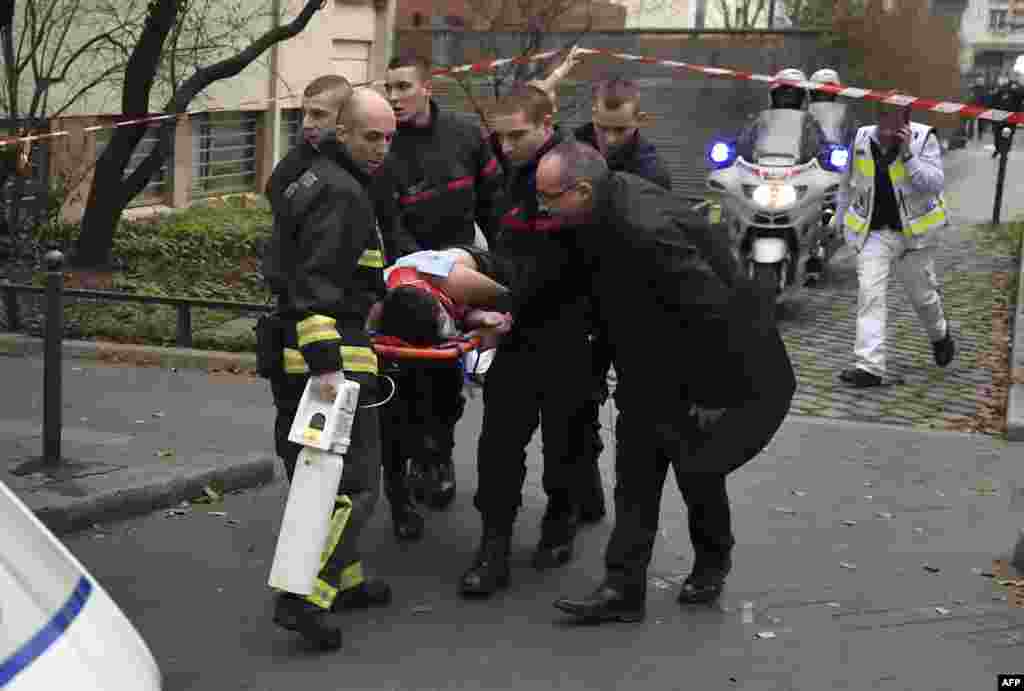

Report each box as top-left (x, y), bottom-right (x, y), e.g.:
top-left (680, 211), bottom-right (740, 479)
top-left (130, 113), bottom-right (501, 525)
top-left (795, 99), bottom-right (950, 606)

top-left (268, 372), bottom-right (360, 595)
top-left (268, 447), bottom-right (345, 594)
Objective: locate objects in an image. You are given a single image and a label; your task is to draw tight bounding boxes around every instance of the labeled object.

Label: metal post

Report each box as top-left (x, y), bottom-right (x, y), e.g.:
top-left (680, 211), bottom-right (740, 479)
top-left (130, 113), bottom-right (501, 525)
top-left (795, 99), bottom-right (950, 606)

top-left (176, 303), bottom-right (192, 348)
top-left (992, 125), bottom-right (1014, 225)
top-left (42, 248), bottom-right (63, 465)
top-left (3, 283), bottom-right (20, 331)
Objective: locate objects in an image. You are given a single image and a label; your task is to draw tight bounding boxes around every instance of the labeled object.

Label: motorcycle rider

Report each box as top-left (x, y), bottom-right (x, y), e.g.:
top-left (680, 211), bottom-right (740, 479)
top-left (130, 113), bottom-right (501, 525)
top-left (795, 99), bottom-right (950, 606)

top-left (809, 68), bottom-right (841, 103)
top-left (736, 68), bottom-right (826, 164)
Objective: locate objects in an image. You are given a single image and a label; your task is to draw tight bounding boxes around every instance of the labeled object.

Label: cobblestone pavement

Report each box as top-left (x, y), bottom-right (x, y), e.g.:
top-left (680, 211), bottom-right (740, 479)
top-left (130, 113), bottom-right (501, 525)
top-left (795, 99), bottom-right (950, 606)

top-left (777, 141), bottom-right (1024, 435)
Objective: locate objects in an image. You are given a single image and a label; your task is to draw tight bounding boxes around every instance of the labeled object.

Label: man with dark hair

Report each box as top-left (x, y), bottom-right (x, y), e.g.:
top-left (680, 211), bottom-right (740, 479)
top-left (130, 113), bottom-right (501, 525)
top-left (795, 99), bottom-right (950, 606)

top-left (534, 140), bottom-right (795, 623)
top-left (456, 84), bottom-right (601, 597)
top-left (372, 51), bottom-right (505, 538)
top-left (837, 106), bottom-right (955, 388)
top-left (263, 85), bottom-right (396, 650)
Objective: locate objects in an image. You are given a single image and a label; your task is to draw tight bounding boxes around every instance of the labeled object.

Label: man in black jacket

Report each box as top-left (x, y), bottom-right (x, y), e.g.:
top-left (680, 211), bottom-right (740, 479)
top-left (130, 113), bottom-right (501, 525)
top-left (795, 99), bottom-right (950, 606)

top-left (373, 53), bottom-right (505, 540)
top-left (263, 82), bottom-right (396, 650)
top-left (458, 84), bottom-right (600, 597)
top-left (573, 76), bottom-right (673, 525)
top-left (535, 141), bottom-right (795, 623)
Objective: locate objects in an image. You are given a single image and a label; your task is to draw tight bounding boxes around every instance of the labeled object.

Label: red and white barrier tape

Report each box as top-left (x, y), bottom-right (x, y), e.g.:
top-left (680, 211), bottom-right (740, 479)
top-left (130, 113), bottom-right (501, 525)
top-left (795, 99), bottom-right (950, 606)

top-left (2, 45), bottom-right (1021, 148)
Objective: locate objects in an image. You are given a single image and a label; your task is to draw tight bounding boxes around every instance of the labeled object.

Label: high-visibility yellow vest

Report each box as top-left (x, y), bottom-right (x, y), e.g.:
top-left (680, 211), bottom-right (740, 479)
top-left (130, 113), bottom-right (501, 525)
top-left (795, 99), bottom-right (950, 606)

top-left (842, 123), bottom-right (947, 249)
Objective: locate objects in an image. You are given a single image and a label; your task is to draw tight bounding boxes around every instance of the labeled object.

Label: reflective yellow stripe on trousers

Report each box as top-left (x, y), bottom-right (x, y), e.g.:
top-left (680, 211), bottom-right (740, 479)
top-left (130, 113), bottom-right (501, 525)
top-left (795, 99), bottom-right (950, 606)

top-left (283, 346), bottom-right (378, 375)
top-left (304, 496), bottom-right (365, 609)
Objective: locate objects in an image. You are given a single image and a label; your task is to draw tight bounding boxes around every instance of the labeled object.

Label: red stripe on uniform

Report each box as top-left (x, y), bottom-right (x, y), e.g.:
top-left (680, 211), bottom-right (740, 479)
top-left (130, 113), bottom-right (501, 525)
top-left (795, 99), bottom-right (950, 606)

top-left (398, 176), bottom-right (474, 206)
top-left (500, 213), bottom-right (568, 233)
top-left (480, 157), bottom-right (499, 178)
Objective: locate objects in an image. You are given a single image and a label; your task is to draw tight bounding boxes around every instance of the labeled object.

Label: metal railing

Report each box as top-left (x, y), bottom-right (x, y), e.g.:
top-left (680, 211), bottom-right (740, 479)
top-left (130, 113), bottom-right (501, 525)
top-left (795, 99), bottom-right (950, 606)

top-left (1, 268), bottom-right (271, 349)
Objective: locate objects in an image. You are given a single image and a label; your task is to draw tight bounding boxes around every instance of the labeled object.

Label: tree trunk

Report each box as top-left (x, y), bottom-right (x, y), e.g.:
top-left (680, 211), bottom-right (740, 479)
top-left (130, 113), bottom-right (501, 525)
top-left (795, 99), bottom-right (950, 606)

top-left (71, 0), bottom-right (325, 270)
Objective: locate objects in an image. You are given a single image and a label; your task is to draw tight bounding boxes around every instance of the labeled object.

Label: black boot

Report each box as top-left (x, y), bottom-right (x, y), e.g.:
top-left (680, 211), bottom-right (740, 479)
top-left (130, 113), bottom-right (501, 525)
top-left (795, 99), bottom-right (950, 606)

top-left (553, 583), bottom-right (646, 623)
top-left (532, 506), bottom-right (579, 570)
top-left (272, 593), bottom-right (342, 650)
top-left (391, 501), bottom-right (424, 541)
top-left (932, 328), bottom-right (956, 368)
top-left (459, 530), bottom-right (511, 597)
top-left (677, 553), bottom-right (732, 606)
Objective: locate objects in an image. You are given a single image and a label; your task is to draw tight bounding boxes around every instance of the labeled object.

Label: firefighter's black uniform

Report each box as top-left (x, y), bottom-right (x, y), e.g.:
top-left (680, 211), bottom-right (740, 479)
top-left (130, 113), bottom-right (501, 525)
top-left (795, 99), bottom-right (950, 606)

top-left (556, 172), bottom-right (795, 619)
top-left (371, 99), bottom-right (504, 536)
top-left (573, 123), bottom-right (673, 523)
top-left (263, 138), bottom-right (387, 642)
top-left (459, 127), bottom-right (601, 595)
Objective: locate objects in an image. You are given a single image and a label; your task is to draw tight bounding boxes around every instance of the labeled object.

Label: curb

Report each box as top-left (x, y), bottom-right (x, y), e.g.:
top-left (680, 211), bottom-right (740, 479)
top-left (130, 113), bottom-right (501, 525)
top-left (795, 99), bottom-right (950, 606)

top-left (0, 333), bottom-right (257, 373)
top-left (25, 454), bottom-right (278, 536)
top-left (1008, 227), bottom-right (1024, 441)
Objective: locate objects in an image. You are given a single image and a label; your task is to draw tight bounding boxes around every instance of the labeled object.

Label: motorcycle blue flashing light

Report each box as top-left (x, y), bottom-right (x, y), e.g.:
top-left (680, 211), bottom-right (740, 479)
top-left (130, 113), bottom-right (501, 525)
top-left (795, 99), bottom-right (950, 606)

top-left (829, 147), bottom-right (850, 170)
top-left (709, 141), bottom-right (733, 166)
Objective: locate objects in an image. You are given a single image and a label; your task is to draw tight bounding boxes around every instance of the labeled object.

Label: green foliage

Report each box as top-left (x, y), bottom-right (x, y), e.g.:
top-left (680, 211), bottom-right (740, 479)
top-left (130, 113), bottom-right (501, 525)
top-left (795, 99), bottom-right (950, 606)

top-left (39, 199), bottom-right (273, 351)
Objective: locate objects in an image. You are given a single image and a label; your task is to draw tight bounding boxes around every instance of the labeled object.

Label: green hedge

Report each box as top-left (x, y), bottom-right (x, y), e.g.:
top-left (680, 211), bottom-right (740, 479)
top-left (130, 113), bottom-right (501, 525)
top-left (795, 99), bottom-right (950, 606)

top-left (33, 196), bottom-right (273, 351)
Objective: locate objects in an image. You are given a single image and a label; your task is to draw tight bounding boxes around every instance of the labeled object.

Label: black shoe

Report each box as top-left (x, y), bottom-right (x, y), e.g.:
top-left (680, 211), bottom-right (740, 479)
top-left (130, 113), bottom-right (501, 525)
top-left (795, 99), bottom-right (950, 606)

top-left (273, 593), bottom-right (342, 650)
top-left (839, 367), bottom-right (883, 388)
top-left (553, 584), bottom-right (646, 623)
top-left (425, 458), bottom-right (456, 510)
top-left (330, 580), bottom-right (392, 612)
top-left (391, 502), bottom-right (424, 542)
top-left (459, 532), bottom-right (511, 597)
top-left (532, 509), bottom-right (579, 570)
top-left (678, 555), bottom-right (732, 606)
top-left (932, 329), bottom-right (956, 368)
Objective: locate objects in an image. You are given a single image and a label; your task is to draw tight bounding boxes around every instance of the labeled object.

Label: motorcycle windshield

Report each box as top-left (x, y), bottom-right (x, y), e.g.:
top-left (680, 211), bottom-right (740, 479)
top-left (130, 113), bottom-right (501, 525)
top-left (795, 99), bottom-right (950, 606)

top-left (748, 109), bottom-right (814, 166)
top-left (808, 102), bottom-right (854, 145)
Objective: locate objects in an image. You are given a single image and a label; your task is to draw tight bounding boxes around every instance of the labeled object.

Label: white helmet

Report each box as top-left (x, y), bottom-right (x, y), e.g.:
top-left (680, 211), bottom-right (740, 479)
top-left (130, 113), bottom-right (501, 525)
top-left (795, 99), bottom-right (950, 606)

top-left (770, 67), bottom-right (808, 91)
top-left (810, 68), bottom-right (840, 85)
top-left (1014, 55), bottom-right (1024, 80)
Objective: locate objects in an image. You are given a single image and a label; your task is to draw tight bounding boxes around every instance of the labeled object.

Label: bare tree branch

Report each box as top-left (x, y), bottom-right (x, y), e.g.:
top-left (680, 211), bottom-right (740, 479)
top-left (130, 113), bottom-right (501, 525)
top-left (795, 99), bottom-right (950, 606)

top-left (51, 64), bottom-right (124, 117)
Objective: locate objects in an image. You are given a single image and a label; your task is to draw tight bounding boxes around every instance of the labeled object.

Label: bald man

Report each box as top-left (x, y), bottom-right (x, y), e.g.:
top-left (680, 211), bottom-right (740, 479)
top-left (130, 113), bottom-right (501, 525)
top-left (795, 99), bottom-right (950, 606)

top-left (533, 140), bottom-right (795, 623)
top-left (264, 83), bottom-right (396, 650)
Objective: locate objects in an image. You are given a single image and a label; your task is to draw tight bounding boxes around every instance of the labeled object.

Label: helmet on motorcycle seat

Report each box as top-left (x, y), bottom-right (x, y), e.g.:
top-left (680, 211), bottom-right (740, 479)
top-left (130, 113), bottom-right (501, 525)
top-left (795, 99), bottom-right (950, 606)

top-left (809, 68), bottom-right (840, 103)
top-left (770, 68), bottom-right (808, 109)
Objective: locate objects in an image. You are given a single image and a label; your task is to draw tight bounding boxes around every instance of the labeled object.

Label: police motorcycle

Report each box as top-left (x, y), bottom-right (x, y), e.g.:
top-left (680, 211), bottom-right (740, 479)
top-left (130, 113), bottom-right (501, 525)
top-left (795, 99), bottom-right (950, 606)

top-left (706, 108), bottom-right (847, 304)
top-left (806, 100), bottom-right (856, 280)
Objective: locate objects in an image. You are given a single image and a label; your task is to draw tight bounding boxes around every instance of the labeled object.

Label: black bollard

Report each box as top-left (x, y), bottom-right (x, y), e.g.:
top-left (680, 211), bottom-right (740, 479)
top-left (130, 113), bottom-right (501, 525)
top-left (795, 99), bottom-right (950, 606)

top-left (42, 248), bottom-right (64, 466)
top-left (992, 125), bottom-right (1015, 225)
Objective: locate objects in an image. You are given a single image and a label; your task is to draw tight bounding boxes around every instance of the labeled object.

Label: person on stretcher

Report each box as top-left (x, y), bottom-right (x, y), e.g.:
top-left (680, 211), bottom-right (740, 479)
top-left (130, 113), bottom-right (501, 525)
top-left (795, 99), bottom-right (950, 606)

top-left (367, 246), bottom-right (514, 349)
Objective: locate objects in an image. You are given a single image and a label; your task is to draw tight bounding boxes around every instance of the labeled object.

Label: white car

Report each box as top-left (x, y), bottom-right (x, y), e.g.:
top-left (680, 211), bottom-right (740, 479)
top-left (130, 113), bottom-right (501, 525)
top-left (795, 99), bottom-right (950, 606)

top-left (0, 481), bottom-right (162, 690)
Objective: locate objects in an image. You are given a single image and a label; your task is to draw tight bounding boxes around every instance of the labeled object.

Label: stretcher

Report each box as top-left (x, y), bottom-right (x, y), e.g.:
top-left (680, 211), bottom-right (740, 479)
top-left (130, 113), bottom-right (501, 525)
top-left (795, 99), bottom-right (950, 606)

top-left (371, 334), bottom-right (481, 361)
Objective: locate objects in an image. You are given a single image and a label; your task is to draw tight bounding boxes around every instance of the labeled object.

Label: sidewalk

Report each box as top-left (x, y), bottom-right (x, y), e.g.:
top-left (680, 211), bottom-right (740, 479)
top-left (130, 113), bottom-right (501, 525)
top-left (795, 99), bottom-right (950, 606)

top-left (56, 380), bottom-right (1024, 690)
top-left (1, 355), bottom-right (276, 534)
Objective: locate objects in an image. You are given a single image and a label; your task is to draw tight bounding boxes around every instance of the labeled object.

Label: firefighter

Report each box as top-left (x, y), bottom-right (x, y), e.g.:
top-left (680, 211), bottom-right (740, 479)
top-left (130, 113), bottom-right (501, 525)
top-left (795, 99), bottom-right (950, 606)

top-left (262, 82), bottom-right (396, 650)
top-left (530, 141), bottom-right (795, 622)
top-left (458, 84), bottom-right (599, 597)
top-left (374, 53), bottom-right (504, 541)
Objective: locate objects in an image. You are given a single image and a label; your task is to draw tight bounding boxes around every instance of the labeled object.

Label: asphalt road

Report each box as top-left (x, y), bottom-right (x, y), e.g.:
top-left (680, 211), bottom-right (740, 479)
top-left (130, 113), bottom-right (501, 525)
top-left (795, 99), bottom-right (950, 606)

top-left (62, 395), bottom-right (1024, 691)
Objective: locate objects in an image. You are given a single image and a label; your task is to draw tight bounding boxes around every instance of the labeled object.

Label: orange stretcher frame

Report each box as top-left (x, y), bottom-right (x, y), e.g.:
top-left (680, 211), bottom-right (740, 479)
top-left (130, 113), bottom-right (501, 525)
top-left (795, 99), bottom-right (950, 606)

top-left (372, 335), bottom-right (481, 361)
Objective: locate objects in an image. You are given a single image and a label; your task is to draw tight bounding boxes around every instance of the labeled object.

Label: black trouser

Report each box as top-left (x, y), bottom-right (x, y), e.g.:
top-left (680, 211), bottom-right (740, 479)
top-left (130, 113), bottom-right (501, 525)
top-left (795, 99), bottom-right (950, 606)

top-left (474, 326), bottom-right (598, 533)
top-left (380, 358), bottom-right (466, 508)
top-left (603, 408), bottom-right (734, 596)
top-left (577, 327), bottom-right (614, 513)
top-left (270, 369), bottom-right (382, 608)
top-left (603, 312), bottom-right (795, 593)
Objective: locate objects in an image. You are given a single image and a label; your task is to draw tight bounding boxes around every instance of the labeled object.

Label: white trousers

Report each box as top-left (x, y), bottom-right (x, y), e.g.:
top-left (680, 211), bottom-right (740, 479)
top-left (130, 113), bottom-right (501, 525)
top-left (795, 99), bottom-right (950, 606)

top-left (854, 230), bottom-right (948, 377)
